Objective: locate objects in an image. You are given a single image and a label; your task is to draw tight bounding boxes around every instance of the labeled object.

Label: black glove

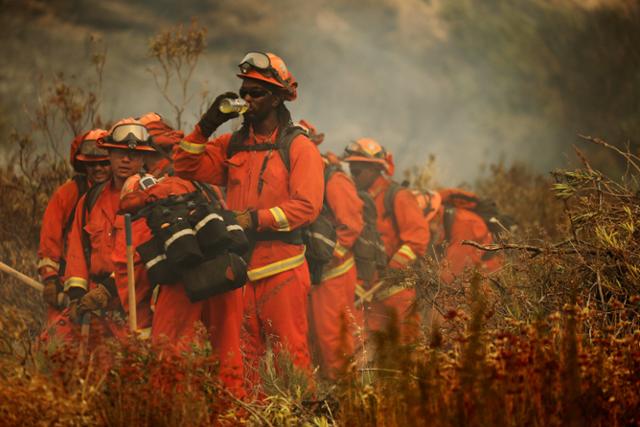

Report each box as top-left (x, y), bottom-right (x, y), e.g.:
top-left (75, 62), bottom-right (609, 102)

top-left (198, 92), bottom-right (240, 138)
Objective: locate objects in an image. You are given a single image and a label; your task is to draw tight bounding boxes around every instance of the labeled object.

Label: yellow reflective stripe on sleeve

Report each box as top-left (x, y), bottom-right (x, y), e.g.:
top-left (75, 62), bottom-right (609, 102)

top-left (179, 139), bottom-right (206, 154)
top-left (398, 244), bottom-right (417, 260)
top-left (247, 251), bottom-right (306, 282)
top-left (63, 277), bottom-right (88, 292)
top-left (374, 284), bottom-right (408, 302)
top-left (334, 243), bottom-right (348, 258)
top-left (355, 284), bottom-right (368, 299)
top-left (391, 244), bottom-right (417, 266)
top-left (321, 256), bottom-right (355, 282)
top-left (37, 258), bottom-right (60, 272)
top-left (269, 207), bottom-right (290, 231)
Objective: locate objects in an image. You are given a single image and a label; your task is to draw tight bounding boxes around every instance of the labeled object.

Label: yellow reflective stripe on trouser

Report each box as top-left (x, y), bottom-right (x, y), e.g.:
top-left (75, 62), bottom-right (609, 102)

top-left (391, 244), bottom-right (417, 266)
top-left (321, 256), bottom-right (355, 282)
top-left (37, 257), bottom-right (60, 272)
top-left (64, 276), bottom-right (88, 292)
top-left (269, 207), bottom-right (290, 231)
top-left (247, 251), bottom-right (306, 282)
top-left (355, 284), bottom-right (368, 299)
top-left (334, 243), bottom-right (348, 258)
top-left (179, 139), bottom-right (206, 154)
top-left (374, 284), bottom-right (408, 302)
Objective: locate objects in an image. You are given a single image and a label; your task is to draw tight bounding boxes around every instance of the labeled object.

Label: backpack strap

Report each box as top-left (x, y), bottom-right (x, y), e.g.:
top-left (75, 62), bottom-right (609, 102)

top-left (225, 124), bottom-right (308, 246)
top-left (383, 181), bottom-right (403, 235)
top-left (59, 175), bottom-right (90, 276)
top-left (80, 181), bottom-right (107, 271)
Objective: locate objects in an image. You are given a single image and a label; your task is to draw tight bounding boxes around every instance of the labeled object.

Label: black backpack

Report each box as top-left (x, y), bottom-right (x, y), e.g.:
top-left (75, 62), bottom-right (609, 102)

top-left (353, 190), bottom-right (388, 285)
top-left (304, 164), bottom-right (341, 284)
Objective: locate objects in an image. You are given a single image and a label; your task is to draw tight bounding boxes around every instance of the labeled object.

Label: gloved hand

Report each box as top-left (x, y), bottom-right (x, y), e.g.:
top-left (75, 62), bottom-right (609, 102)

top-left (234, 209), bottom-right (257, 231)
top-left (76, 283), bottom-right (112, 320)
top-left (198, 92), bottom-right (240, 138)
top-left (42, 276), bottom-right (62, 308)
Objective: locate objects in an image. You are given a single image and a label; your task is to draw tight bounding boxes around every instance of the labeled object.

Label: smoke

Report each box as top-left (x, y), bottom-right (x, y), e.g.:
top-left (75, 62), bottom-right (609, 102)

top-left (0, 0), bottom-right (634, 184)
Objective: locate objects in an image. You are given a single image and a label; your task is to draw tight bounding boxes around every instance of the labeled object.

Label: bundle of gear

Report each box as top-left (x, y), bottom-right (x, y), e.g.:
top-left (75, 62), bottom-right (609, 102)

top-left (134, 182), bottom-right (249, 302)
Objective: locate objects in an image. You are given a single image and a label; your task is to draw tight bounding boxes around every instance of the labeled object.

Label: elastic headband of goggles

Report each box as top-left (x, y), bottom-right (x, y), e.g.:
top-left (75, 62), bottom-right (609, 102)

top-left (238, 51), bottom-right (290, 90)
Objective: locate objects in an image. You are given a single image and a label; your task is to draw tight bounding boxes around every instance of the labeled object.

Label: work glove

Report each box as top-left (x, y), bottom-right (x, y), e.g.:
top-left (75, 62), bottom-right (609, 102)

top-left (198, 92), bottom-right (240, 138)
top-left (75, 283), bottom-right (112, 320)
top-left (233, 209), bottom-right (257, 231)
top-left (42, 276), bottom-right (63, 308)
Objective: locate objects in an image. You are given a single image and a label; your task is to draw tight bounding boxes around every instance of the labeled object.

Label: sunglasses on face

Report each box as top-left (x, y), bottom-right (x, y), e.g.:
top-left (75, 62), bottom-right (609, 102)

top-left (239, 87), bottom-right (271, 99)
top-left (86, 160), bottom-right (110, 167)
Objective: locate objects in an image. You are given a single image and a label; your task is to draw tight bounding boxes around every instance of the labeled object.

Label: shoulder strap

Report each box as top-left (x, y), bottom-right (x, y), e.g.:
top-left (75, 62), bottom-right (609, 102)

top-left (442, 206), bottom-right (456, 245)
top-left (62, 176), bottom-right (89, 244)
top-left (80, 181), bottom-right (107, 271)
top-left (383, 181), bottom-right (403, 235)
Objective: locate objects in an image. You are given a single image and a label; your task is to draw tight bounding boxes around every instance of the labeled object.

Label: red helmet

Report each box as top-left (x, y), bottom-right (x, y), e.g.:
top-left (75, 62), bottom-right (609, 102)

top-left (69, 128), bottom-right (109, 173)
top-left (98, 118), bottom-right (157, 152)
top-left (137, 112), bottom-right (184, 151)
top-left (343, 138), bottom-right (395, 175)
top-left (237, 52), bottom-right (298, 101)
top-left (298, 119), bottom-right (325, 145)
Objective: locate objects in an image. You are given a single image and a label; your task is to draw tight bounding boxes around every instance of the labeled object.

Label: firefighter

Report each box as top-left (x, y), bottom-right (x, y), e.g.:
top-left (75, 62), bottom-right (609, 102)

top-left (137, 112), bottom-right (183, 177)
top-left (343, 138), bottom-right (430, 342)
top-left (63, 118), bottom-right (154, 343)
top-left (114, 121), bottom-right (245, 395)
top-left (174, 52), bottom-right (324, 386)
top-left (301, 120), bottom-right (364, 379)
top-left (421, 188), bottom-right (503, 283)
top-left (38, 128), bottom-right (110, 340)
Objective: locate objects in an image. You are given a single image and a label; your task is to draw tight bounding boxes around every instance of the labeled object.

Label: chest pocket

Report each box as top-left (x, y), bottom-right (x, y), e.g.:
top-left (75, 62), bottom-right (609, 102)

top-left (258, 151), bottom-right (289, 203)
top-left (226, 155), bottom-right (247, 189)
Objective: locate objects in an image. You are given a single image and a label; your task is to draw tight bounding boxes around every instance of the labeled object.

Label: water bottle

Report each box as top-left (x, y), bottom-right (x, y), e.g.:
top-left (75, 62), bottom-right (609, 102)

top-left (219, 98), bottom-right (249, 114)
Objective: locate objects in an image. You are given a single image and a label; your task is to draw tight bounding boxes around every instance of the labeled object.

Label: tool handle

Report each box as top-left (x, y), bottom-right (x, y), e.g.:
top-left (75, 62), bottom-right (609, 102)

top-left (124, 214), bottom-right (137, 332)
top-left (0, 261), bottom-right (45, 293)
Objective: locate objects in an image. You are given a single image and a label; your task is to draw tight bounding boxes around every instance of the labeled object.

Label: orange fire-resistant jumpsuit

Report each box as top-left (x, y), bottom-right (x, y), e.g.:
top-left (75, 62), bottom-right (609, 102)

top-left (63, 181), bottom-right (127, 344)
top-left (432, 189), bottom-right (502, 284)
top-left (38, 177), bottom-right (87, 340)
top-left (38, 130), bottom-right (108, 341)
top-left (115, 175), bottom-right (244, 394)
top-left (175, 124), bottom-right (324, 383)
top-left (309, 168), bottom-right (364, 379)
top-left (363, 176), bottom-right (430, 341)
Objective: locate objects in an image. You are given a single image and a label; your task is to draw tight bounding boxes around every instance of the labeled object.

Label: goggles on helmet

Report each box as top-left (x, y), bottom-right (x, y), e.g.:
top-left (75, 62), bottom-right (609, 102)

top-left (79, 140), bottom-right (107, 157)
top-left (344, 140), bottom-right (386, 160)
top-left (238, 51), bottom-right (289, 89)
top-left (109, 123), bottom-right (151, 149)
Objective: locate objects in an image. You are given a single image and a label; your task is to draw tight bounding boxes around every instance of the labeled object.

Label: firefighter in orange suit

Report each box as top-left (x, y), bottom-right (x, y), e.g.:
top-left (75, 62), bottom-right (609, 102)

top-left (38, 129), bottom-right (110, 340)
top-left (301, 121), bottom-right (364, 379)
top-left (63, 119), bottom-right (152, 343)
top-left (173, 52), bottom-right (324, 387)
top-left (343, 139), bottom-right (430, 342)
top-left (114, 139), bottom-right (245, 395)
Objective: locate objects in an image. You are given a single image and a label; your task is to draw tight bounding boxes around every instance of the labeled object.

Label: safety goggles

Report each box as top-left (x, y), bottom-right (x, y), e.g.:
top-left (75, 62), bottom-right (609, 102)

top-left (109, 123), bottom-right (151, 148)
top-left (344, 141), bottom-right (385, 159)
top-left (239, 87), bottom-right (271, 99)
top-left (79, 140), bottom-right (107, 156)
top-left (238, 51), bottom-right (288, 88)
